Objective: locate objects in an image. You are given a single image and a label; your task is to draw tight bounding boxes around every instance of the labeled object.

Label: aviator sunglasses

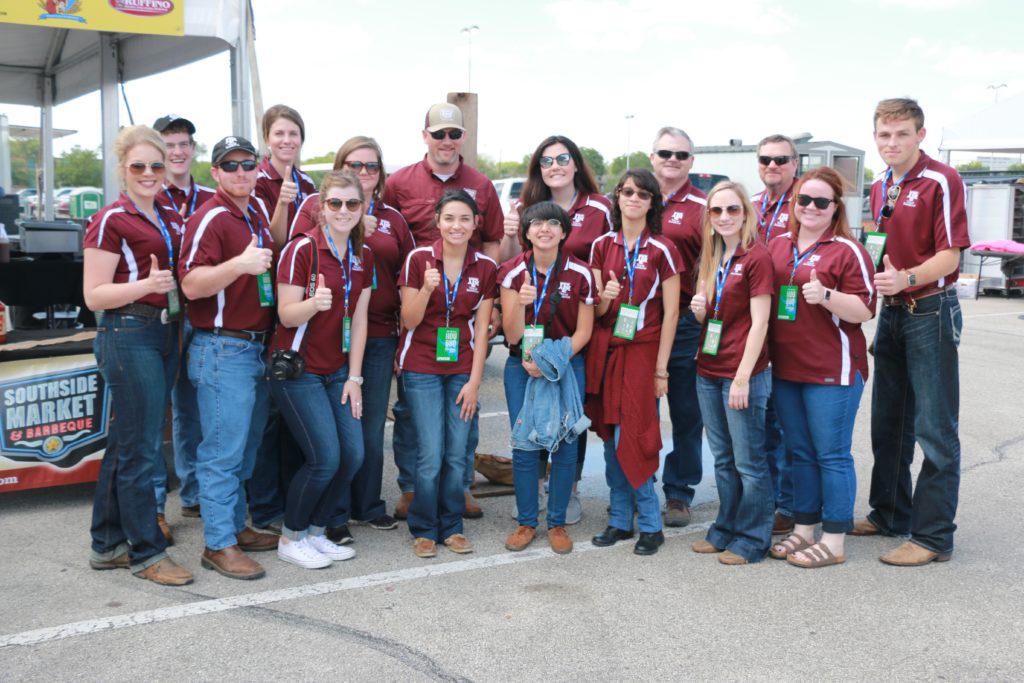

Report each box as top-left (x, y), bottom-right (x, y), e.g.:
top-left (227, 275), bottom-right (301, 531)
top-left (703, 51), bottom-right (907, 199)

top-left (758, 155), bottom-right (793, 166)
top-left (429, 129), bottom-right (464, 140)
top-left (539, 153), bottom-right (572, 169)
top-left (655, 149), bottom-right (692, 161)
top-left (709, 204), bottom-right (742, 216)
top-left (796, 194), bottom-right (836, 210)
top-left (324, 198), bottom-right (364, 212)
top-left (619, 187), bottom-right (653, 201)
top-left (880, 184), bottom-right (902, 219)
top-left (217, 159), bottom-right (258, 172)
top-left (345, 161), bottom-right (381, 174)
top-left (126, 161), bottom-right (166, 174)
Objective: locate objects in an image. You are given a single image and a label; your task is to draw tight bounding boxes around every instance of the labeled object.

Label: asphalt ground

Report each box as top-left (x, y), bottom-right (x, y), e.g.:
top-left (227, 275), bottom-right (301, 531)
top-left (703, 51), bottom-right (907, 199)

top-left (1, 295), bottom-right (1023, 681)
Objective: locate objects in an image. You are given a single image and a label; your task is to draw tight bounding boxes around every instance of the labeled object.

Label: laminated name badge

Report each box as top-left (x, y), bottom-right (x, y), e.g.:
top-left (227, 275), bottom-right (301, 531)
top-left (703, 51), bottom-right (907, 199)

top-left (166, 287), bottom-right (181, 319)
top-left (702, 319), bottom-right (723, 356)
top-left (257, 271), bottom-right (275, 307)
top-left (863, 232), bottom-right (887, 268)
top-left (522, 325), bottom-right (544, 361)
top-left (777, 285), bottom-right (798, 321)
top-left (342, 316), bottom-right (352, 353)
top-left (436, 326), bottom-right (460, 362)
top-left (612, 304), bottom-right (640, 340)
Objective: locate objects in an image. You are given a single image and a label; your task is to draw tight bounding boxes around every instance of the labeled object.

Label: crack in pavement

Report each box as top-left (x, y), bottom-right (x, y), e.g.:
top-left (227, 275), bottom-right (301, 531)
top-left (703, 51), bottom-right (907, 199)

top-left (962, 434), bottom-right (1024, 473)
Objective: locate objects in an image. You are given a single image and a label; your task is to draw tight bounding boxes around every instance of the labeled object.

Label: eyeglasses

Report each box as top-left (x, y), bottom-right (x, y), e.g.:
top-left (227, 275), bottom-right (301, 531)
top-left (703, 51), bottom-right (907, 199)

top-left (758, 155), bottom-right (793, 166)
top-left (708, 205), bottom-right (742, 216)
top-left (164, 141), bottom-right (194, 151)
top-left (528, 218), bottom-right (564, 229)
top-left (126, 162), bottom-right (166, 175)
top-left (881, 184), bottom-right (901, 219)
top-left (539, 153), bottom-right (572, 169)
top-left (217, 159), bottom-right (258, 172)
top-left (429, 129), bottom-right (464, 140)
top-left (796, 194), bottom-right (836, 209)
top-left (345, 161), bottom-right (381, 174)
top-left (655, 149), bottom-right (692, 161)
top-left (619, 187), bottom-right (653, 201)
top-left (324, 198), bottom-right (363, 212)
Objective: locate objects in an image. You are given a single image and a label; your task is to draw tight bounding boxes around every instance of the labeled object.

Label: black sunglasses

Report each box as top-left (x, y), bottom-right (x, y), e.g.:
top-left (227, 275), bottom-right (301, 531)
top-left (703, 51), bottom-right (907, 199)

top-left (324, 198), bottom-right (364, 212)
top-left (345, 161), bottom-right (381, 174)
top-left (127, 161), bottom-right (166, 175)
top-left (881, 184), bottom-right (902, 219)
top-left (619, 187), bottom-right (653, 201)
top-left (709, 205), bottom-right (742, 216)
top-left (796, 194), bottom-right (836, 209)
top-left (217, 159), bottom-right (258, 172)
top-left (539, 153), bottom-right (572, 169)
top-left (758, 155), bottom-right (793, 166)
top-left (655, 149), bottom-right (692, 161)
top-left (429, 129), bottom-right (464, 140)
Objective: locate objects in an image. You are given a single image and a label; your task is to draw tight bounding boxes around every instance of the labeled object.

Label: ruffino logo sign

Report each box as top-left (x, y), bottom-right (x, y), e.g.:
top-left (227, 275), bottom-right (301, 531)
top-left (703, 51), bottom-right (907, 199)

top-left (109, 0), bottom-right (174, 16)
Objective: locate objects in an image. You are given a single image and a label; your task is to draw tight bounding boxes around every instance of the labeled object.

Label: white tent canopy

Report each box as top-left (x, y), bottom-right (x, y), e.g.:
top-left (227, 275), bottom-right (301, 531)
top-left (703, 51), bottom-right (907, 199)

top-left (939, 91), bottom-right (1024, 159)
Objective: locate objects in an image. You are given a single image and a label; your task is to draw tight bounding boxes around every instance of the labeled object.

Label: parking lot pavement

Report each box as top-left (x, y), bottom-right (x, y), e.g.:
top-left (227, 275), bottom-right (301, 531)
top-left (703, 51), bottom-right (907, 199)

top-left (1, 296), bottom-right (1023, 680)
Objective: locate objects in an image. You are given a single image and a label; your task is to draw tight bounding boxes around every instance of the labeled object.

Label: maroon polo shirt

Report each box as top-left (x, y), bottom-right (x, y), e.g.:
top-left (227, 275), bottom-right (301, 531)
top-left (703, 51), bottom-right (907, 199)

top-left (768, 231), bottom-right (875, 385)
top-left (179, 188), bottom-right (277, 332)
top-left (560, 192), bottom-right (614, 262)
top-left (869, 152), bottom-right (971, 291)
top-left (254, 157), bottom-right (318, 230)
top-left (383, 156), bottom-right (504, 248)
top-left (660, 180), bottom-right (705, 305)
top-left (84, 193), bottom-right (185, 309)
top-left (498, 251), bottom-right (595, 340)
top-left (159, 177), bottom-right (216, 220)
top-left (397, 240), bottom-right (498, 375)
top-left (752, 183), bottom-right (796, 245)
top-left (696, 242), bottom-right (774, 380)
top-left (589, 230), bottom-right (682, 333)
top-left (271, 229), bottom-right (375, 374)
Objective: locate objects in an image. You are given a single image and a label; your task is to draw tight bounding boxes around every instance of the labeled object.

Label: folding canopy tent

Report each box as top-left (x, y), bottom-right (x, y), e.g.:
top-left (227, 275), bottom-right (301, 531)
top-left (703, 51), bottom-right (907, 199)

top-left (939, 91), bottom-right (1024, 160)
top-left (0, 0), bottom-right (258, 216)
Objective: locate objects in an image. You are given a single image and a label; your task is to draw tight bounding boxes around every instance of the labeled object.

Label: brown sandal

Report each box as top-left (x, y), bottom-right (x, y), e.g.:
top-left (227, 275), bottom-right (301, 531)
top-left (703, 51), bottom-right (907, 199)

top-left (787, 541), bottom-right (846, 568)
top-left (769, 533), bottom-right (812, 560)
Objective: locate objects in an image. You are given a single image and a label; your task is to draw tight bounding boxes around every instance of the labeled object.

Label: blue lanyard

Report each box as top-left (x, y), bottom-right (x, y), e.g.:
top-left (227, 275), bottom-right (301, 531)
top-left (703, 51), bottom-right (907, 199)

top-left (713, 252), bottom-right (735, 319)
top-left (662, 186), bottom-right (683, 208)
top-left (789, 243), bottom-right (821, 284)
top-left (759, 190), bottom-right (787, 243)
top-left (131, 198), bottom-right (175, 268)
top-left (241, 207), bottom-right (264, 248)
top-left (875, 167), bottom-right (910, 228)
top-left (164, 185), bottom-right (197, 218)
top-left (442, 263), bottom-right (464, 327)
top-left (323, 228), bottom-right (353, 316)
top-left (531, 258), bottom-right (553, 323)
top-left (368, 199), bottom-right (375, 215)
top-left (291, 167), bottom-right (304, 212)
top-left (622, 233), bottom-right (643, 304)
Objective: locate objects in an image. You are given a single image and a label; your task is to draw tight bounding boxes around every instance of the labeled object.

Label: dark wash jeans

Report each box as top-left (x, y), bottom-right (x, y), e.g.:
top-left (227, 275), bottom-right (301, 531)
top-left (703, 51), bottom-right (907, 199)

top-left (869, 289), bottom-right (962, 554)
top-left (663, 311), bottom-right (704, 505)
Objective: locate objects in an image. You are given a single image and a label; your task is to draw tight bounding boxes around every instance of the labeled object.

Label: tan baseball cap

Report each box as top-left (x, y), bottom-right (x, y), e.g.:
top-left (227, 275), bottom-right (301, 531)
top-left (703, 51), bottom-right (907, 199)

top-left (424, 103), bottom-right (465, 132)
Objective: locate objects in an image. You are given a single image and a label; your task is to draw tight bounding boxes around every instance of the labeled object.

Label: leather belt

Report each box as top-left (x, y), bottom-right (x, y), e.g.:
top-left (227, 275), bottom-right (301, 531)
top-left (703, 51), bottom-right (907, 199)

top-left (106, 303), bottom-right (164, 319)
top-left (201, 327), bottom-right (271, 344)
top-left (507, 342), bottom-right (522, 358)
top-left (882, 285), bottom-right (951, 312)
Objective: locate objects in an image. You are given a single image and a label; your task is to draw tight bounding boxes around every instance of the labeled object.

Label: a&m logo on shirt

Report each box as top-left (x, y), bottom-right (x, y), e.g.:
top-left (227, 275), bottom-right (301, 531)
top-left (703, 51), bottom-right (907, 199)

top-left (378, 219), bottom-right (391, 234)
top-left (636, 254), bottom-right (649, 270)
top-left (572, 213), bottom-right (585, 227)
top-left (807, 254), bottom-right (822, 267)
top-left (733, 263), bottom-right (744, 276)
top-left (903, 190), bottom-right (920, 208)
top-left (352, 259), bottom-right (364, 272)
top-left (558, 281), bottom-right (573, 298)
top-left (775, 213), bottom-right (789, 227)
top-left (171, 221), bottom-right (184, 235)
top-left (466, 276), bottom-right (480, 293)
top-left (669, 211), bottom-right (684, 225)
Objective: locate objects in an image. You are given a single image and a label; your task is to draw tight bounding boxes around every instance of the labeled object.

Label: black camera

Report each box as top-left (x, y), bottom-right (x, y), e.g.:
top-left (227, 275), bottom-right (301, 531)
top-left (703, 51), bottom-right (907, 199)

top-left (270, 349), bottom-right (305, 381)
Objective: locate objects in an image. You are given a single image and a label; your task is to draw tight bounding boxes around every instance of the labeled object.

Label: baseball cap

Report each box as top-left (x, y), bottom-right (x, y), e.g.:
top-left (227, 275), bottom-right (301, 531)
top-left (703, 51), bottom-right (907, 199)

top-left (211, 136), bottom-right (258, 165)
top-left (152, 114), bottom-right (196, 135)
top-left (424, 103), bottom-right (465, 133)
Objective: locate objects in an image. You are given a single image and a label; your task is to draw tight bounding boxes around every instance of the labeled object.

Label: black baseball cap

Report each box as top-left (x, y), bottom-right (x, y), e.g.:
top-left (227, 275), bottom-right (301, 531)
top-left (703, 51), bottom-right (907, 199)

top-left (211, 136), bottom-right (258, 165)
top-left (152, 114), bottom-right (196, 135)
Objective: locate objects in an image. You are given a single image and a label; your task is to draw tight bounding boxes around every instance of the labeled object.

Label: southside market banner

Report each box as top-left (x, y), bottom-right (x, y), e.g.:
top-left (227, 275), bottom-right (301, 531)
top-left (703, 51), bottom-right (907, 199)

top-left (0, 0), bottom-right (185, 36)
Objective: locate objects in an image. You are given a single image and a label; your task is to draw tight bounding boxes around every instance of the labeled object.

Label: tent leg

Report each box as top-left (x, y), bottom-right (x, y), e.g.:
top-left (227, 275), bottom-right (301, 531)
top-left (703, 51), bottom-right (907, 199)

top-left (41, 76), bottom-right (55, 221)
top-left (100, 33), bottom-right (120, 206)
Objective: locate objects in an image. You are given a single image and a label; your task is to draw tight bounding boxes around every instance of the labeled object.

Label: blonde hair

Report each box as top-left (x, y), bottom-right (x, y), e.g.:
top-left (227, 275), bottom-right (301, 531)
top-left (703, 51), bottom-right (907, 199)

top-left (319, 171), bottom-right (366, 255)
top-left (695, 181), bottom-right (758, 302)
top-left (113, 125), bottom-right (166, 187)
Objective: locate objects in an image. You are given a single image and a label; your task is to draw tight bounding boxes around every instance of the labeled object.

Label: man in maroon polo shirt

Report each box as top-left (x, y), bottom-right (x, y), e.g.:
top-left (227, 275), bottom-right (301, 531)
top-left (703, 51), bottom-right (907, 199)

top-left (179, 136), bottom-right (280, 580)
top-left (153, 115), bottom-right (215, 220)
top-left (650, 126), bottom-right (706, 528)
top-left (751, 133), bottom-right (800, 536)
top-left (853, 98), bottom-right (970, 566)
top-left (383, 103), bottom-right (504, 519)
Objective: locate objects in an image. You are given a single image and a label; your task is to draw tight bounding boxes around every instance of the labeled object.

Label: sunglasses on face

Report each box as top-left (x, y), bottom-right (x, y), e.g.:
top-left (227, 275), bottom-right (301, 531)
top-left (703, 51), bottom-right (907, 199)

top-left (655, 149), bottom-right (692, 161)
top-left (881, 184), bottom-right (902, 219)
top-left (528, 218), bottom-right (564, 229)
top-left (429, 128), bottom-right (464, 140)
top-left (539, 153), bottom-right (572, 169)
top-left (758, 155), bottom-right (793, 167)
top-left (126, 162), bottom-right (166, 175)
top-left (324, 198), bottom-right (363, 212)
top-left (217, 159), bottom-right (258, 173)
top-left (345, 161), bottom-right (381, 174)
top-left (796, 194), bottom-right (836, 209)
top-left (709, 205), bottom-right (742, 216)
top-left (619, 187), bottom-right (653, 201)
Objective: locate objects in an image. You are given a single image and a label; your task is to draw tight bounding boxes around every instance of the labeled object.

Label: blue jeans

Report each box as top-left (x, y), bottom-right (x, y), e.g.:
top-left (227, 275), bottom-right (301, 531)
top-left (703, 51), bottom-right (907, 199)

top-left (401, 371), bottom-right (472, 541)
top-left (774, 375), bottom-right (864, 533)
top-left (352, 336), bottom-right (398, 521)
top-left (270, 366), bottom-right (365, 538)
top-left (504, 354), bottom-right (584, 528)
top-left (663, 311), bottom-right (703, 504)
top-left (247, 404), bottom-right (302, 528)
top-left (869, 290), bottom-right (962, 554)
top-left (697, 369), bottom-right (773, 562)
top-left (188, 330), bottom-right (270, 551)
top-left (170, 317), bottom-right (201, 509)
top-left (603, 427), bottom-right (662, 533)
top-left (765, 392), bottom-right (794, 517)
top-left (90, 314), bottom-right (178, 571)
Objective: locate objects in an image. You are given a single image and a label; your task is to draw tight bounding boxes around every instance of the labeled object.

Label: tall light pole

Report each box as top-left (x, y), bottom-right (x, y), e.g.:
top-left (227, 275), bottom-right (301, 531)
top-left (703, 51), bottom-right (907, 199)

top-left (461, 25), bottom-right (479, 92)
top-left (625, 114), bottom-right (635, 170)
top-left (987, 83), bottom-right (1007, 104)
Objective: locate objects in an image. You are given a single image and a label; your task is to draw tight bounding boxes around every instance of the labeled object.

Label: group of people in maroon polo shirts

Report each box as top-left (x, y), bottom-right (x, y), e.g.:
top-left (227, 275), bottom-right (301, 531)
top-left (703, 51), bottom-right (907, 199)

top-left (83, 96), bottom-right (968, 584)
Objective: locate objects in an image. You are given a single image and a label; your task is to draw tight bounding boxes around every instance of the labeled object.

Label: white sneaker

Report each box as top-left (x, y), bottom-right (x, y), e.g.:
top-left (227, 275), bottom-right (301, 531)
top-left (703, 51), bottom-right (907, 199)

top-left (307, 533), bottom-right (356, 561)
top-left (565, 493), bottom-right (583, 526)
top-left (278, 537), bottom-right (332, 569)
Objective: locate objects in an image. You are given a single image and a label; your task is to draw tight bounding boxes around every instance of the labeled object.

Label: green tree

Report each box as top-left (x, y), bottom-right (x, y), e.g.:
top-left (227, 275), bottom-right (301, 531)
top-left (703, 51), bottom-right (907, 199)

top-left (580, 146), bottom-right (606, 177)
top-left (192, 161), bottom-right (214, 189)
top-left (476, 153), bottom-right (498, 179)
top-left (9, 137), bottom-right (40, 189)
top-left (55, 146), bottom-right (102, 187)
top-left (863, 167), bottom-right (875, 184)
top-left (604, 152), bottom-right (653, 191)
top-left (1007, 162), bottom-right (1024, 172)
top-left (955, 160), bottom-right (987, 172)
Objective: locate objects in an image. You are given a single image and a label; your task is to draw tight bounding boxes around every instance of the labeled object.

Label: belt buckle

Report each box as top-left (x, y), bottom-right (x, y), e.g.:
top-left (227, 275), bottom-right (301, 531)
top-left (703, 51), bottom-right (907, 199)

top-left (906, 295), bottom-right (917, 313)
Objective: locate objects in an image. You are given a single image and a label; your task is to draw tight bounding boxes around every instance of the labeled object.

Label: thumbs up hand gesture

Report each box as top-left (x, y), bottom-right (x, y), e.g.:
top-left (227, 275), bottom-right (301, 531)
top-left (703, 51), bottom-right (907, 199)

top-left (278, 164), bottom-right (298, 206)
top-left (235, 234), bottom-right (274, 275)
top-left (802, 268), bottom-right (826, 305)
top-left (873, 254), bottom-right (906, 296)
top-left (423, 266), bottom-right (441, 293)
top-left (517, 269), bottom-right (537, 306)
top-left (600, 270), bottom-right (621, 303)
top-left (312, 273), bottom-right (333, 311)
top-left (503, 201), bottom-right (520, 238)
top-left (690, 279), bottom-right (708, 318)
top-left (147, 254), bottom-right (176, 294)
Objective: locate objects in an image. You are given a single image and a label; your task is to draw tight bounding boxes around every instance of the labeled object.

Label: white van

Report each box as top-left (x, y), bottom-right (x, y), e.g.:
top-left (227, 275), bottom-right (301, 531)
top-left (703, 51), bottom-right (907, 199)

top-left (491, 177), bottom-right (526, 209)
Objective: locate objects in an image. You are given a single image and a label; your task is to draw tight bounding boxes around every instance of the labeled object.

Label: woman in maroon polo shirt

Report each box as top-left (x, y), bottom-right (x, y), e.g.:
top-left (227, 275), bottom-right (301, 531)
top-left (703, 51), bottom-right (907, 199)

top-left (82, 125), bottom-right (192, 586)
top-left (766, 167), bottom-right (875, 568)
top-left (398, 189), bottom-right (497, 559)
top-left (255, 104), bottom-right (318, 243)
top-left (269, 171), bottom-right (373, 570)
top-left (690, 181), bottom-right (774, 565)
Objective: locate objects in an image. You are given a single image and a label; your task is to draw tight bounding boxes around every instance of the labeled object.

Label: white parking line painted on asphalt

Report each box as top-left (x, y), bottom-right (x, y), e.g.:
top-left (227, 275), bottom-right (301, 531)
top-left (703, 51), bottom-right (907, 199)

top-left (0, 523), bottom-right (709, 649)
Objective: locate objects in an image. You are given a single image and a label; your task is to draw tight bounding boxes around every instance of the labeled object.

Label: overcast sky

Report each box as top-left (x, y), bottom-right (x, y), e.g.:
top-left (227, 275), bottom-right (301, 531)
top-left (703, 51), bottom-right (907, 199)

top-left (3, 0), bottom-right (1022, 176)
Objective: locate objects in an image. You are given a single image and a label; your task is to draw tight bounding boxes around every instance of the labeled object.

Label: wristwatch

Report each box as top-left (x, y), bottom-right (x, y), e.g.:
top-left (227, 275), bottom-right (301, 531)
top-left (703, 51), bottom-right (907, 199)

top-left (907, 271), bottom-right (917, 287)
top-left (824, 289), bottom-right (832, 302)
top-left (346, 376), bottom-right (364, 386)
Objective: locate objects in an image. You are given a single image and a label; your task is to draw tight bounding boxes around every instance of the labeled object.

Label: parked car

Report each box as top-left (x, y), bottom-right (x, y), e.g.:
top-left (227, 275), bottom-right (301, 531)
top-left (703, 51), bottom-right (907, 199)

top-left (492, 177), bottom-right (526, 210)
top-left (26, 187), bottom-right (74, 218)
top-left (689, 172), bottom-right (730, 195)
